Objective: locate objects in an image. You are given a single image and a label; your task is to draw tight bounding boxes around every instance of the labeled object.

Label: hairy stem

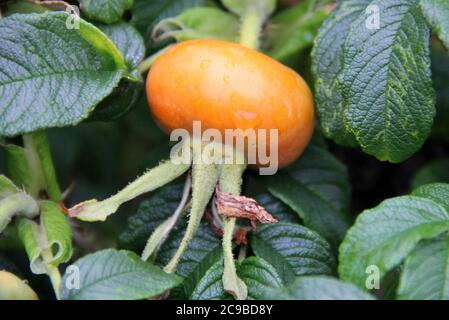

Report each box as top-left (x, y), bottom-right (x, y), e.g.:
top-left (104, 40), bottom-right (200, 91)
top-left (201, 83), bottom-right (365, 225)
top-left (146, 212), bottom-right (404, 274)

top-left (239, 10), bottom-right (263, 50)
top-left (141, 174), bottom-right (192, 261)
top-left (220, 162), bottom-right (247, 300)
top-left (41, 248), bottom-right (62, 300)
top-left (164, 148), bottom-right (220, 273)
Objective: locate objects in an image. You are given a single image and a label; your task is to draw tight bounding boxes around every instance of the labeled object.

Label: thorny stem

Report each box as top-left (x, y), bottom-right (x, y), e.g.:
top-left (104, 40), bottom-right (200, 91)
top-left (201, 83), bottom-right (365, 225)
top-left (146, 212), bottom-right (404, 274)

top-left (141, 174), bottom-right (192, 261)
top-left (137, 45), bottom-right (174, 74)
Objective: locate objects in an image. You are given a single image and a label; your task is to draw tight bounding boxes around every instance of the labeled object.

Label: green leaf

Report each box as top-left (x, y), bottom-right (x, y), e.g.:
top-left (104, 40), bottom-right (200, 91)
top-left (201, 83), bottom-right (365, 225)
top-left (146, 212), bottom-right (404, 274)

top-left (255, 193), bottom-right (301, 224)
top-left (339, 196), bottom-right (449, 288)
top-left (98, 22), bottom-right (145, 69)
top-left (341, 0), bottom-right (435, 162)
top-left (60, 249), bottom-right (182, 300)
top-left (238, 257), bottom-right (284, 300)
top-left (312, 0), bottom-right (371, 146)
top-left (261, 276), bottom-right (375, 300)
top-left (420, 0), bottom-right (449, 50)
top-left (0, 12), bottom-right (127, 137)
top-left (0, 179), bottom-right (39, 234)
top-left (155, 222), bottom-right (223, 279)
top-left (251, 222), bottom-right (336, 283)
top-left (398, 235), bottom-right (449, 299)
top-left (87, 80), bottom-right (143, 122)
top-left (412, 183), bottom-right (449, 211)
top-left (265, 0), bottom-right (330, 62)
top-left (190, 259), bottom-right (230, 300)
top-left (412, 159), bottom-right (449, 189)
top-left (119, 182), bottom-right (185, 252)
top-left (40, 201), bottom-right (73, 266)
top-left (80, 0), bottom-right (134, 24)
top-left (17, 201), bottom-right (72, 274)
top-left (264, 145), bottom-right (351, 247)
top-left (0, 175), bottom-right (19, 197)
top-left (431, 50), bottom-right (449, 140)
top-left (152, 7), bottom-right (239, 43)
top-left (131, 0), bottom-right (209, 50)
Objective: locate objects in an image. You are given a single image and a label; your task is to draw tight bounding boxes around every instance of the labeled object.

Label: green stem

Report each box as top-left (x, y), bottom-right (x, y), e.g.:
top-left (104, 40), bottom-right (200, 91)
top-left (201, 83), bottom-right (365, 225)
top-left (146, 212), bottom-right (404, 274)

top-left (23, 131), bottom-right (61, 201)
top-left (219, 162), bottom-right (247, 300)
top-left (41, 248), bottom-right (62, 300)
top-left (164, 147), bottom-right (220, 274)
top-left (239, 10), bottom-right (264, 50)
top-left (137, 45), bottom-right (174, 74)
top-left (141, 174), bottom-right (191, 261)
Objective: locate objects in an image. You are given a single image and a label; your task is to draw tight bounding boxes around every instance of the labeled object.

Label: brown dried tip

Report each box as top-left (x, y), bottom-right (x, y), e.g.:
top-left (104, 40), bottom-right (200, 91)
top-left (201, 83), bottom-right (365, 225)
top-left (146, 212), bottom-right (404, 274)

top-left (59, 201), bottom-right (69, 215)
top-left (215, 186), bottom-right (278, 230)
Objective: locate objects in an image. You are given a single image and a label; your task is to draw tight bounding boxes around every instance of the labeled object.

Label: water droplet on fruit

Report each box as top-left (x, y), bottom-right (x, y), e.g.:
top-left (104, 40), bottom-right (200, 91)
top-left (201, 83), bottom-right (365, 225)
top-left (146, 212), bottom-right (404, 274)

top-left (200, 59), bottom-right (211, 69)
top-left (234, 110), bottom-right (258, 121)
top-left (225, 60), bottom-right (235, 68)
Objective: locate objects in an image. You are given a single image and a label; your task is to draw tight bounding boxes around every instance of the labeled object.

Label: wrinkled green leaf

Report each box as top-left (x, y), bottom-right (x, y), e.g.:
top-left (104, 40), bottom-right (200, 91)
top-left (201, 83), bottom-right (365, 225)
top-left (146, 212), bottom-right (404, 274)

top-left (80, 0), bottom-right (134, 24)
top-left (98, 22), bottom-right (145, 69)
top-left (412, 158), bottom-right (449, 189)
top-left (251, 223), bottom-right (336, 283)
top-left (341, 0), bottom-right (435, 162)
top-left (398, 235), bottom-right (449, 299)
top-left (238, 257), bottom-right (284, 300)
top-left (0, 12), bottom-right (127, 137)
top-left (190, 259), bottom-right (229, 300)
top-left (261, 276), bottom-right (375, 300)
top-left (312, 0), bottom-right (371, 146)
top-left (265, 0), bottom-right (330, 62)
top-left (255, 193), bottom-right (301, 224)
top-left (119, 182), bottom-right (185, 252)
top-left (412, 183), bottom-right (449, 211)
top-left (420, 0), bottom-right (449, 50)
top-left (155, 221), bottom-right (223, 279)
top-left (264, 145), bottom-right (351, 247)
top-left (339, 195), bottom-right (449, 288)
top-left (153, 7), bottom-right (239, 43)
top-left (431, 50), bottom-right (449, 140)
top-left (88, 80), bottom-right (143, 122)
top-left (60, 249), bottom-right (182, 300)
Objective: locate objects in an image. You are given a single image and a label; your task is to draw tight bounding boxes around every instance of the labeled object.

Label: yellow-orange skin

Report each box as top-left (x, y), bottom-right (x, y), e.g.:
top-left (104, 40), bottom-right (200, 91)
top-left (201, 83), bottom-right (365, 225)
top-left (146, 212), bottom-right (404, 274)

top-left (146, 40), bottom-right (314, 168)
